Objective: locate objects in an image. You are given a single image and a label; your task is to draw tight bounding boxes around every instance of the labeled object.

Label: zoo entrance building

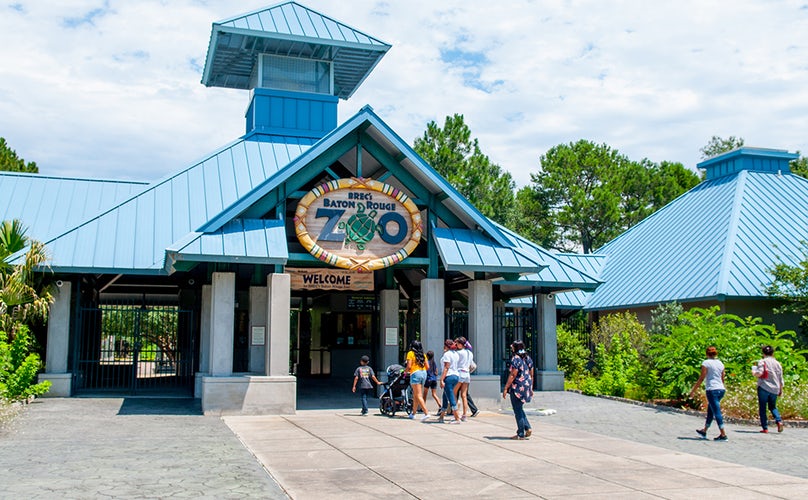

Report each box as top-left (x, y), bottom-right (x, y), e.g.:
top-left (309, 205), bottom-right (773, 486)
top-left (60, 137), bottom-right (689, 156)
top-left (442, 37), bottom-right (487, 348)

top-left (0, 2), bottom-right (600, 414)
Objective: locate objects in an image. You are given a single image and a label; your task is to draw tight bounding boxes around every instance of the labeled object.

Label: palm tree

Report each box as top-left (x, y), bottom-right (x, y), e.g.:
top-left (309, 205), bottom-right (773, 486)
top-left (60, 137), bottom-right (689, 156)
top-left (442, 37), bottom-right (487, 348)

top-left (0, 220), bottom-right (27, 274)
top-left (0, 220), bottom-right (53, 335)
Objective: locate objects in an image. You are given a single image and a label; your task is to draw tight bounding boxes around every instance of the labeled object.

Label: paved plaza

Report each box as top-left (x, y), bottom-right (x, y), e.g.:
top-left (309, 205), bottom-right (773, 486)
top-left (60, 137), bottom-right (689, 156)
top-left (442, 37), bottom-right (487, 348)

top-left (1, 391), bottom-right (807, 499)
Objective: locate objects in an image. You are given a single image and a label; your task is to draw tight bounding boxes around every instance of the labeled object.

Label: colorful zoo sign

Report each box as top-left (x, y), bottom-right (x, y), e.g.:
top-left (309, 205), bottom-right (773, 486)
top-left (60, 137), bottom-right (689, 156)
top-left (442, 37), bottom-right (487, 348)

top-left (294, 178), bottom-right (422, 272)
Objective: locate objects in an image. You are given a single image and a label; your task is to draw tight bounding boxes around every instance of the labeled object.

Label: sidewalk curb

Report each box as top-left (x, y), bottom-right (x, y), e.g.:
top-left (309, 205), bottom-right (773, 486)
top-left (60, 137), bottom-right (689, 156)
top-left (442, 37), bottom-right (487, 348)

top-left (566, 390), bottom-right (808, 428)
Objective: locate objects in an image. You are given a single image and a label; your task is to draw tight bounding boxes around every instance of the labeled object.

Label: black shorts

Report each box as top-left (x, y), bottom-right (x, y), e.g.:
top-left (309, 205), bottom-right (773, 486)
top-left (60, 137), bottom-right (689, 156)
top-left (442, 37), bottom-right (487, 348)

top-left (424, 379), bottom-right (438, 389)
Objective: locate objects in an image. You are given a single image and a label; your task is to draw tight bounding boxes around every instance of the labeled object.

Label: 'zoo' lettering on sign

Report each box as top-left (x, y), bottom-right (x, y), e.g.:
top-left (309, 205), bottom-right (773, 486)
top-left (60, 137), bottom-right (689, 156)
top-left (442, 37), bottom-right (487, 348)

top-left (294, 178), bottom-right (422, 272)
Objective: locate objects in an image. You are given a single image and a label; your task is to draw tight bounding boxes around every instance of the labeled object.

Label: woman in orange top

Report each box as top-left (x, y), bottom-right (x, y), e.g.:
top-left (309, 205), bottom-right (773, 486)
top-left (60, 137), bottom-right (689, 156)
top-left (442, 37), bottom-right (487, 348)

top-left (405, 340), bottom-right (429, 421)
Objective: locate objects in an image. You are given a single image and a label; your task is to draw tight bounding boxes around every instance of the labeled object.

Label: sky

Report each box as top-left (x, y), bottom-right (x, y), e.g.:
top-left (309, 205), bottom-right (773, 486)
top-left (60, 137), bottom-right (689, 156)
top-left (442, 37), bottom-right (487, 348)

top-left (1, 0), bottom-right (807, 188)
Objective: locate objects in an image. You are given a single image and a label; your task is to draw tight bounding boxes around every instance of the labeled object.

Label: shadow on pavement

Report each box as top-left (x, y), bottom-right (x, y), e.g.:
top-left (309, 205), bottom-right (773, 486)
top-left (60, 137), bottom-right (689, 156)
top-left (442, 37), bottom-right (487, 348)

top-left (296, 377), bottom-right (363, 410)
top-left (117, 398), bottom-right (202, 416)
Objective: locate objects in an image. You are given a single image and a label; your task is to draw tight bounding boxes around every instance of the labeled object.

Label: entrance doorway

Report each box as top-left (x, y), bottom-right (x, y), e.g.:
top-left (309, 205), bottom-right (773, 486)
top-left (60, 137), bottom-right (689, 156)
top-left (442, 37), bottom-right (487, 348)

top-left (292, 293), bottom-right (378, 378)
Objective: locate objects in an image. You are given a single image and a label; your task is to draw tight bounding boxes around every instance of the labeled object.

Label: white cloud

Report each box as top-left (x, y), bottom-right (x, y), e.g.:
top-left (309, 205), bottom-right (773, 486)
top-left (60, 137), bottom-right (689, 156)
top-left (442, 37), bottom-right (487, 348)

top-left (1, 0), bottom-right (807, 187)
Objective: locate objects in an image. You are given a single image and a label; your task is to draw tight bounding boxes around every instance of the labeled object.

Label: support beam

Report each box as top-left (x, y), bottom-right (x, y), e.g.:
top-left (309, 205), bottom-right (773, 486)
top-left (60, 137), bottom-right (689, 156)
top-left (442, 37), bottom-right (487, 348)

top-left (379, 289), bottom-right (399, 379)
top-left (266, 273), bottom-right (291, 376)
top-left (420, 279), bottom-right (445, 358)
top-left (249, 286), bottom-right (267, 374)
top-left (209, 272), bottom-right (235, 376)
top-left (468, 280), bottom-right (493, 375)
top-left (536, 293), bottom-right (564, 390)
top-left (38, 281), bottom-right (72, 397)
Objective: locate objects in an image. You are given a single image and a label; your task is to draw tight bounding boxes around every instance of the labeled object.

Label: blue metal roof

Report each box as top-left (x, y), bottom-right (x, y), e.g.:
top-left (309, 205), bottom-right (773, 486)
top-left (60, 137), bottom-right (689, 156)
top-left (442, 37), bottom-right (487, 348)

top-left (585, 167), bottom-right (808, 311)
top-left (491, 224), bottom-right (602, 297)
top-left (166, 219), bottom-right (287, 269)
top-left (201, 2), bottom-right (390, 99)
top-left (201, 105), bottom-right (515, 249)
top-left (432, 227), bottom-right (546, 273)
top-left (39, 136), bottom-right (315, 274)
top-left (0, 172), bottom-right (147, 242)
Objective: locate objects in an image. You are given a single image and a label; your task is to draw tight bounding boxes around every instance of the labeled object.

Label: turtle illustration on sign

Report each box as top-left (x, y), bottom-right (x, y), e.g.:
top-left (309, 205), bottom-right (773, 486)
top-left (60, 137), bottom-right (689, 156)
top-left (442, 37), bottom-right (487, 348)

top-left (338, 203), bottom-right (379, 250)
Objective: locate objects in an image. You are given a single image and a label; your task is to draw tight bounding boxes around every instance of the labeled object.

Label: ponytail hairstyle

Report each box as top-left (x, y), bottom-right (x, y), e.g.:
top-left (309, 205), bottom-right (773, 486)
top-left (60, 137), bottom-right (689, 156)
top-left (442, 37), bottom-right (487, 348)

top-left (454, 336), bottom-right (467, 349)
top-left (410, 340), bottom-right (425, 366)
top-left (511, 340), bottom-right (527, 359)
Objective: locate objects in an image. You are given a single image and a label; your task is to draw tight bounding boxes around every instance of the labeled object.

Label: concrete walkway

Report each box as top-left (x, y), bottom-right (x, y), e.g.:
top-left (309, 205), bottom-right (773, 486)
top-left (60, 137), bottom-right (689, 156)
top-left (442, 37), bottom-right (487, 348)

top-left (226, 393), bottom-right (808, 499)
top-left (2, 392), bottom-right (807, 498)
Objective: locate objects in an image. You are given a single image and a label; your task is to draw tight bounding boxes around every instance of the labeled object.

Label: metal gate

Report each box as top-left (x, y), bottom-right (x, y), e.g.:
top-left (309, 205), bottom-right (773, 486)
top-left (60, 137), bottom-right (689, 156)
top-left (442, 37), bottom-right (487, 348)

top-left (73, 302), bottom-right (195, 395)
top-left (494, 293), bottom-right (539, 386)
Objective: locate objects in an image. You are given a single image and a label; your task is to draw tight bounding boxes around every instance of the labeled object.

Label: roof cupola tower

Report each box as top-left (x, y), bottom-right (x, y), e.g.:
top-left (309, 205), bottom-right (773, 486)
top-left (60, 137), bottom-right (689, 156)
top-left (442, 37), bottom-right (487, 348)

top-left (201, 2), bottom-right (390, 139)
top-left (698, 147), bottom-right (799, 180)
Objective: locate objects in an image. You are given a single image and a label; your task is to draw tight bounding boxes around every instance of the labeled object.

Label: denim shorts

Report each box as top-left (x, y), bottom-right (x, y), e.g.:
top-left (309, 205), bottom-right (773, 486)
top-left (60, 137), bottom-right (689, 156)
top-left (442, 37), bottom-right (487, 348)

top-left (424, 378), bottom-right (438, 389)
top-left (409, 370), bottom-right (427, 385)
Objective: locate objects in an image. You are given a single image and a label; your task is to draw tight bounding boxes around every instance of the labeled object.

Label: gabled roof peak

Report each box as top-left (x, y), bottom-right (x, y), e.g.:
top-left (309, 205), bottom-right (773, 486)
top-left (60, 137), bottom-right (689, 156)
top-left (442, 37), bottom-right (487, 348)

top-left (698, 147), bottom-right (799, 181)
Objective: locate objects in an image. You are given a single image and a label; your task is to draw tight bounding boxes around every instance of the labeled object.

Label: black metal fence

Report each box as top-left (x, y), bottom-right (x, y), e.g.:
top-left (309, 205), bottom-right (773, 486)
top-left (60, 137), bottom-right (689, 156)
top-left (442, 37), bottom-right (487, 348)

top-left (494, 299), bottom-right (538, 384)
top-left (73, 302), bottom-right (195, 395)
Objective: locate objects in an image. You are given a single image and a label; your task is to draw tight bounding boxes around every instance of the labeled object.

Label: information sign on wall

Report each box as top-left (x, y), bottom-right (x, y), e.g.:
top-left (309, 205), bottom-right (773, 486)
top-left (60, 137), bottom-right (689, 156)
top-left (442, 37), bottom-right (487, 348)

top-left (347, 295), bottom-right (376, 311)
top-left (294, 178), bottom-right (422, 272)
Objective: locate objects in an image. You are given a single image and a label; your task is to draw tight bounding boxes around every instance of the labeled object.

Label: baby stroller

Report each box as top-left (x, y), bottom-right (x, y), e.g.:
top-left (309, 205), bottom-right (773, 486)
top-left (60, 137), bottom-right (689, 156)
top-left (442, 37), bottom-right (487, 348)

top-left (379, 364), bottom-right (412, 417)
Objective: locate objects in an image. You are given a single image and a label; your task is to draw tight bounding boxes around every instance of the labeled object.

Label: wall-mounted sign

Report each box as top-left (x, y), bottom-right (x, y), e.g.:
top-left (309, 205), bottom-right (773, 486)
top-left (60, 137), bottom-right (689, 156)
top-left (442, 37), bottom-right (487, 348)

top-left (347, 295), bottom-right (376, 311)
top-left (288, 268), bottom-right (374, 291)
top-left (385, 327), bottom-right (398, 346)
top-left (251, 326), bottom-right (266, 346)
top-left (294, 178), bottom-right (422, 272)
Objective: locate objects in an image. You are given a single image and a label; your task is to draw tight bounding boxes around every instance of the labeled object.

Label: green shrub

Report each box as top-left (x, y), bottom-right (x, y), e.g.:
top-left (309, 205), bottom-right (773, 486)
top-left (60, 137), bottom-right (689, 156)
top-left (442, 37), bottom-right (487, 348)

top-left (557, 323), bottom-right (590, 380)
top-left (649, 301), bottom-right (684, 337)
top-left (580, 330), bottom-right (644, 398)
top-left (591, 311), bottom-right (649, 355)
top-left (0, 325), bottom-right (50, 402)
top-left (648, 306), bottom-right (808, 400)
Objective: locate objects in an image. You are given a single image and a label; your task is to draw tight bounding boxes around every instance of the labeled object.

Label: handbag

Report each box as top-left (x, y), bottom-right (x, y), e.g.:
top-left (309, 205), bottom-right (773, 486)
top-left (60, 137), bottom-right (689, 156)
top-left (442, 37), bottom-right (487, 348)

top-left (761, 359), bottom-right (769, 379)
top-left (469, 361), bottom-right (477, 373)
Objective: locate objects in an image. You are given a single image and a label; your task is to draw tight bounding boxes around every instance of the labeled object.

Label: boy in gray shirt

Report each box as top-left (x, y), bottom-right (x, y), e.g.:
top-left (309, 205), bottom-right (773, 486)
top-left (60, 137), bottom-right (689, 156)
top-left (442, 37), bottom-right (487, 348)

top-left (352, 355), bottom-right (380, 415)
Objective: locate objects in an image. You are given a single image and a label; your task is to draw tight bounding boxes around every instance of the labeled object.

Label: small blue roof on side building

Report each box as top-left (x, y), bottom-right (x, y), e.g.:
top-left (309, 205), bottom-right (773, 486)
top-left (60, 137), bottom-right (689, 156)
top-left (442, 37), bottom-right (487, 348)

top-left (584, 147), bottom-right (808, 311)
top-left (0, 172), bottom-right (148, 243)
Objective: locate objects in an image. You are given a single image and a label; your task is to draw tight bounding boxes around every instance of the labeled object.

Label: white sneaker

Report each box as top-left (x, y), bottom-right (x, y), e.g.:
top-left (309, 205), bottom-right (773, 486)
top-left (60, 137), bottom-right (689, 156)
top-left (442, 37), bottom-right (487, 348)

top-left (420, 415), bottom-right (429, 422)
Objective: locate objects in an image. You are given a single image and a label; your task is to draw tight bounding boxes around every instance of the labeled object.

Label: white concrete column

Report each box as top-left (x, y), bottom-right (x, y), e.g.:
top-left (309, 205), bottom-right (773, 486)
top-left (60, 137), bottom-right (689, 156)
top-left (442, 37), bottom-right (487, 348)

top-left (199, 284), bottom-right (212, 373)
top-left (209, 272), bottom-right (235, 376)
top-left (420, 278), bottom-right (444, 359)
top-left (45, 281), bottom-right (71, 373)
top-left (468, 280), bottom-right (493, 375)
top-left (249, 286), bottom-right (267, 374)
top-left (536, 293), bottom-right (564, 390)
top-left (467, 279), bottom-right (501, 409)
top-left (39, 281), bottom-right (72, 397)
top-left (379, 289), bottom-right (399, 376)
top-left (266, 273), bottom-right (290, 376)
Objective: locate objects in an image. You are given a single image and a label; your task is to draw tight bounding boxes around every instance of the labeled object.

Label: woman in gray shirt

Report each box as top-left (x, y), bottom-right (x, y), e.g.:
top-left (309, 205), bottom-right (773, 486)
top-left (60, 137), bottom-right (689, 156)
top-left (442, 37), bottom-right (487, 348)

top-left (689, 346), bottom-right (728, 441)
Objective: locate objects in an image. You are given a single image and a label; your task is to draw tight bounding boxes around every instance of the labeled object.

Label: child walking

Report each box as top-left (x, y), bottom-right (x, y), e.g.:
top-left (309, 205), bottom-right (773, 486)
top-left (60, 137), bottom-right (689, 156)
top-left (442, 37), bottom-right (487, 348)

top-left (352, 355), bottom-right (380, 416)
